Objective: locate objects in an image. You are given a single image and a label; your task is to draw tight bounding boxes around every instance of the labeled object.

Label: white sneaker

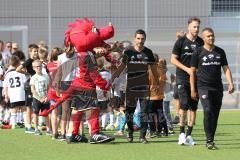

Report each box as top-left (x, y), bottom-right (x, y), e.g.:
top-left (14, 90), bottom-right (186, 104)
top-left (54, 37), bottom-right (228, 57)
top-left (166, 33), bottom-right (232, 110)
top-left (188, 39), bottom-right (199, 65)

top-left (185, 135), bottom-right (196, 145)
top-left (178, 133), bottom-right (186, 145)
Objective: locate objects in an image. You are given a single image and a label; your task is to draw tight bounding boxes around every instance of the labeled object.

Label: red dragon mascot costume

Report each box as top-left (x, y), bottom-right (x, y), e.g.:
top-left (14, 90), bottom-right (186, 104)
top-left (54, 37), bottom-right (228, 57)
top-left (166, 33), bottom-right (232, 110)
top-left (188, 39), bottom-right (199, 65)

top-left (41, 17), bottom-right (116, 144)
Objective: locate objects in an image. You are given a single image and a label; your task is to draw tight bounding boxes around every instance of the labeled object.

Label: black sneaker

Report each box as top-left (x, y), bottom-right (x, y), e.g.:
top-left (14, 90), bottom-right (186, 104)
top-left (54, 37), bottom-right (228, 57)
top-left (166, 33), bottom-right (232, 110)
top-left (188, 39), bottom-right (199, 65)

top-left (2, 121), bottom-right (9, 125)
top-left (168, 128), bottom-right (175, 135)
top-left (46, 130), bottom-right (52, 136)
top-left (146, 131), bottom-right (157, 138)
top-left (127, 133), bottom-right (133, 143)
top-left (52, 134), bottom-right (59, 140)
top-left (172, 116), bottom-right (179, 124)
top-left (161, 130), bottom-right (168, 137)
top-left (17, 122), bottom-right (25, 128)
top-left (66, 134), bottom-right (88, 144)
top-left (89, 133), bottom-right (115, 144)
top-left (206, 142), bottom-right (218, 150)
top-left (101, 127), bottom-right (106, 131)
top-left (34, 129), bottom-right (42, 135)
top-left (57, 134), bottom-right (66, 141)
top-left (25, 127), bottom-right (35, 134)
top-left (139, 138), bottom-right (148, 144)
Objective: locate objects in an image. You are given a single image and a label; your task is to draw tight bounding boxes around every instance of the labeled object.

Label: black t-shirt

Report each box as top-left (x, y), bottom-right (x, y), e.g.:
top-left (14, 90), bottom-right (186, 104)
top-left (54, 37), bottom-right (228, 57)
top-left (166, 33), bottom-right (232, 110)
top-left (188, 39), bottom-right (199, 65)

top-left (190, 46), bottom-right (228, 90)
top-left (124, 46), bottom-right (155, 63)
top-left (172, 35), bottom-right (204, 84)
top-left (22, 58), bottom-right (35, 76)
top-left (123, 46), bottom-right (155, 78)
top-left (123, 46), bottom-right (155, 96)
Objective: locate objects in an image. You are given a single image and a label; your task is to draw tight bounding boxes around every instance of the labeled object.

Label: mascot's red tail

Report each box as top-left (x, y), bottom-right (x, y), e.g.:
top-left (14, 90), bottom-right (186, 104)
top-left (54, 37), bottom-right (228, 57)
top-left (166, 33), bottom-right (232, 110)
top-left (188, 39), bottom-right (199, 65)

top-left (40, 92), bottom-right (72, 117)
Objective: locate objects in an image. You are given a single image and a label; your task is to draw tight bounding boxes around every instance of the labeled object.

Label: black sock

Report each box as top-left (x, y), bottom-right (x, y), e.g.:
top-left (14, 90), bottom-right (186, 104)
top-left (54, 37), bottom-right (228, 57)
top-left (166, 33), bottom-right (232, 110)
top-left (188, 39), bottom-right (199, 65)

top-left (180, 126), bottom-right (185, 134)
top-left (186, 126), bottom-right (193, 136)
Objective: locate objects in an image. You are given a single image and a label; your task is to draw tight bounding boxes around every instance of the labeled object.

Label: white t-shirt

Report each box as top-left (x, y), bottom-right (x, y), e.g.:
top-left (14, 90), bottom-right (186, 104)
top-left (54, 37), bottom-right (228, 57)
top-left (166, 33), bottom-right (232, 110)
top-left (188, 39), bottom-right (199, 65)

top-left (30, 74), bottom-right (49, 99)
top-left (0, 65), bottom-right (4, 87)
top-left (58, 52), bottom-right (79, 81)
top-left (2, 49), bottom-right (12, 68)
top-left (96, 70), bottom-right (111, 101)
top-left (3, 70), bottom-right (27, 103)
top-left (112, 71), bottom-right (127, 96)
top-left (164, 71), bottom-right (173, 101)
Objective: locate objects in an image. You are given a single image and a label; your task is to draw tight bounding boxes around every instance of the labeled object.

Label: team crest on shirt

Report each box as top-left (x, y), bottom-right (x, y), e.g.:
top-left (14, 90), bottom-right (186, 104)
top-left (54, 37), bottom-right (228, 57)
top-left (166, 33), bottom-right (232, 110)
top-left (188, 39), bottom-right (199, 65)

top-left (216, 56), bottom-right (220, 59)
top-left (178, 85), bottom-right (182, 89)
top-left (202, 95), bottom-right (207, 99)
top-left (208, 54), bottom-right (214, 59)
top-left (137, 54), bottom-right (143, 60)
top-left (191, 44), bottom-right (196, 50)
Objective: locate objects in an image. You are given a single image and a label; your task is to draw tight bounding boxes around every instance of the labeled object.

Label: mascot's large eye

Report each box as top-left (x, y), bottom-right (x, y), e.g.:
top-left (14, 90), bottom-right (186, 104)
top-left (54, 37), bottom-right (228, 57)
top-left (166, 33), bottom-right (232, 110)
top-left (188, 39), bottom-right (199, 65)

top-left (92, 26), bottom-right (99, 34)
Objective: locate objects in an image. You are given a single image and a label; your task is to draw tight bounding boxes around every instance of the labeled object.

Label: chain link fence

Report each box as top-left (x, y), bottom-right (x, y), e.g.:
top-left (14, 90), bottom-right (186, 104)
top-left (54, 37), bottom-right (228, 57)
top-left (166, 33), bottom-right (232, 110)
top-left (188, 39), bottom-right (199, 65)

top-left (0, 0), bottom-right (239, 108)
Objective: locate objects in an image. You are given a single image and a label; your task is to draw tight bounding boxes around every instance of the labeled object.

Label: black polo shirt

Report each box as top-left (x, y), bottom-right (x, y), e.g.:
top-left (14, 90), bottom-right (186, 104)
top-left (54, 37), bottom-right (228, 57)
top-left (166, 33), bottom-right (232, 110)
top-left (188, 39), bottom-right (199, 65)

top-left (190, 46), bottom-right (228, 90)
top-left (172, 35), bottom-right (204, 85)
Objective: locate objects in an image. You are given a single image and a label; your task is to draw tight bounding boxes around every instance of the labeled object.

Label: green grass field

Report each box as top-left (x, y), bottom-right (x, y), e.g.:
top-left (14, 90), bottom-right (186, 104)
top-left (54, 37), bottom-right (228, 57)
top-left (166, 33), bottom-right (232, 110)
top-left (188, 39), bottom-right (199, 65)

top-left (0, 110), bottom-right (239, 160)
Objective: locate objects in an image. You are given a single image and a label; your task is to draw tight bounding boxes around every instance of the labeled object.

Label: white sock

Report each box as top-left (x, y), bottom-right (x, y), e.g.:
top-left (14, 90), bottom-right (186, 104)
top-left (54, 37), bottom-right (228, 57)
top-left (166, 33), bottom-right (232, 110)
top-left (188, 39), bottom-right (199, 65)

top-left (25, 124), bottom-right (31, 129)
top-left (0, 107), bottom-right (3, 121)
top-left (39, 116), bottom-right (45, 125)
top-left (3, 109), bottom-right (10, 122)
top-left (23, 111), bottom-right (30, 129)
top-left (16, 111), bottom-right (20, 123)
top-left (109, 113), bottom-right (114, 126)
top-left (101, 113), bottom-right (107, 128)
top-left (66, 133), bottom-right (72, 137)
top-left (19, 112), bottom-right (23, 123)
top-left (10, 113), bottom-right (17, 126)
top-left (115, 112), bottom-right (121, 126)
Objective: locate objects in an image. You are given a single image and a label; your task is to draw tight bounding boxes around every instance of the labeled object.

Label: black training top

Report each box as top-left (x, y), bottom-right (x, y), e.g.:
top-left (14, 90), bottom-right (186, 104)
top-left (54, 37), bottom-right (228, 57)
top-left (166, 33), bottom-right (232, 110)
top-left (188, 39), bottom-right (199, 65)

top-left (172, 35), bottom-right (204, 85)
top-left (122, 46), bottom-right (155, 96)
top-left (22, 58), bottom-right (35, 76)
top-left (124, 46), bottom-right (155, 63)
top-left (123, 46), bottom-right (155, 77)
top-left (190, 46), bottom-right (228, 90)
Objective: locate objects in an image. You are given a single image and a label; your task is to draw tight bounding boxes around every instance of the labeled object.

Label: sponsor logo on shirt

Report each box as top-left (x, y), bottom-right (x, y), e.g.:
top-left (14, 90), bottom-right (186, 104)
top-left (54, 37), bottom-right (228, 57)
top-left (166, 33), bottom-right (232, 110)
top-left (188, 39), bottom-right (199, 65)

top-left (202, 62), bottom-right (221, 66)
top-left (184, 52), bottom-right (193, 56)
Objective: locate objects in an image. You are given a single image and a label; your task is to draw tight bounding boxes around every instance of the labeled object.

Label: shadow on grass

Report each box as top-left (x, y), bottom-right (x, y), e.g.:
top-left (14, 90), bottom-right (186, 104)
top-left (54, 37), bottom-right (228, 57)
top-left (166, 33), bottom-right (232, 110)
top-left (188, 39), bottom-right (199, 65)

top-left (113, 139), bottom-right (178, 144)
top-left (215, 133), bottom-right (234, 136)
top-left (220, 146), bottom-right (240, 150)
top-left (217, 123), bottom-right (239, 126)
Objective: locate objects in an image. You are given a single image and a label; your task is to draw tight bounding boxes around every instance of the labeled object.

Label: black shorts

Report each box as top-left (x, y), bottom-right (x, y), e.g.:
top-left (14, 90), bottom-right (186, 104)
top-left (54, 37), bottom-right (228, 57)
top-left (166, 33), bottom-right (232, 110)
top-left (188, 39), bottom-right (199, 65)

top-left (198, 89), bottom-right (223, 112)
top-left (98, 100), bottom-right (109, 111)
top-left (10, 101), bottom-right (25, 108)
top-left (148, 100), bottom-right (163, 113)
top-left (110, 96), bottom-right (121, 109)
top-left (177, 84), bottom-right (198, 111)
top-left (173, 84), bottom-right (179, 99)
top-left (60, 81), bottom-right (72, 92)
top-left (0, 87), bottom-right (3, 101)
top-left (32, 98), bottom-right (50, 115)
top-left (71, 90), bottom-right (97, 110)
top-left (49, 100), bottom-right (62, 116)
top-left (25, 90), bottom-right (33, 107)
